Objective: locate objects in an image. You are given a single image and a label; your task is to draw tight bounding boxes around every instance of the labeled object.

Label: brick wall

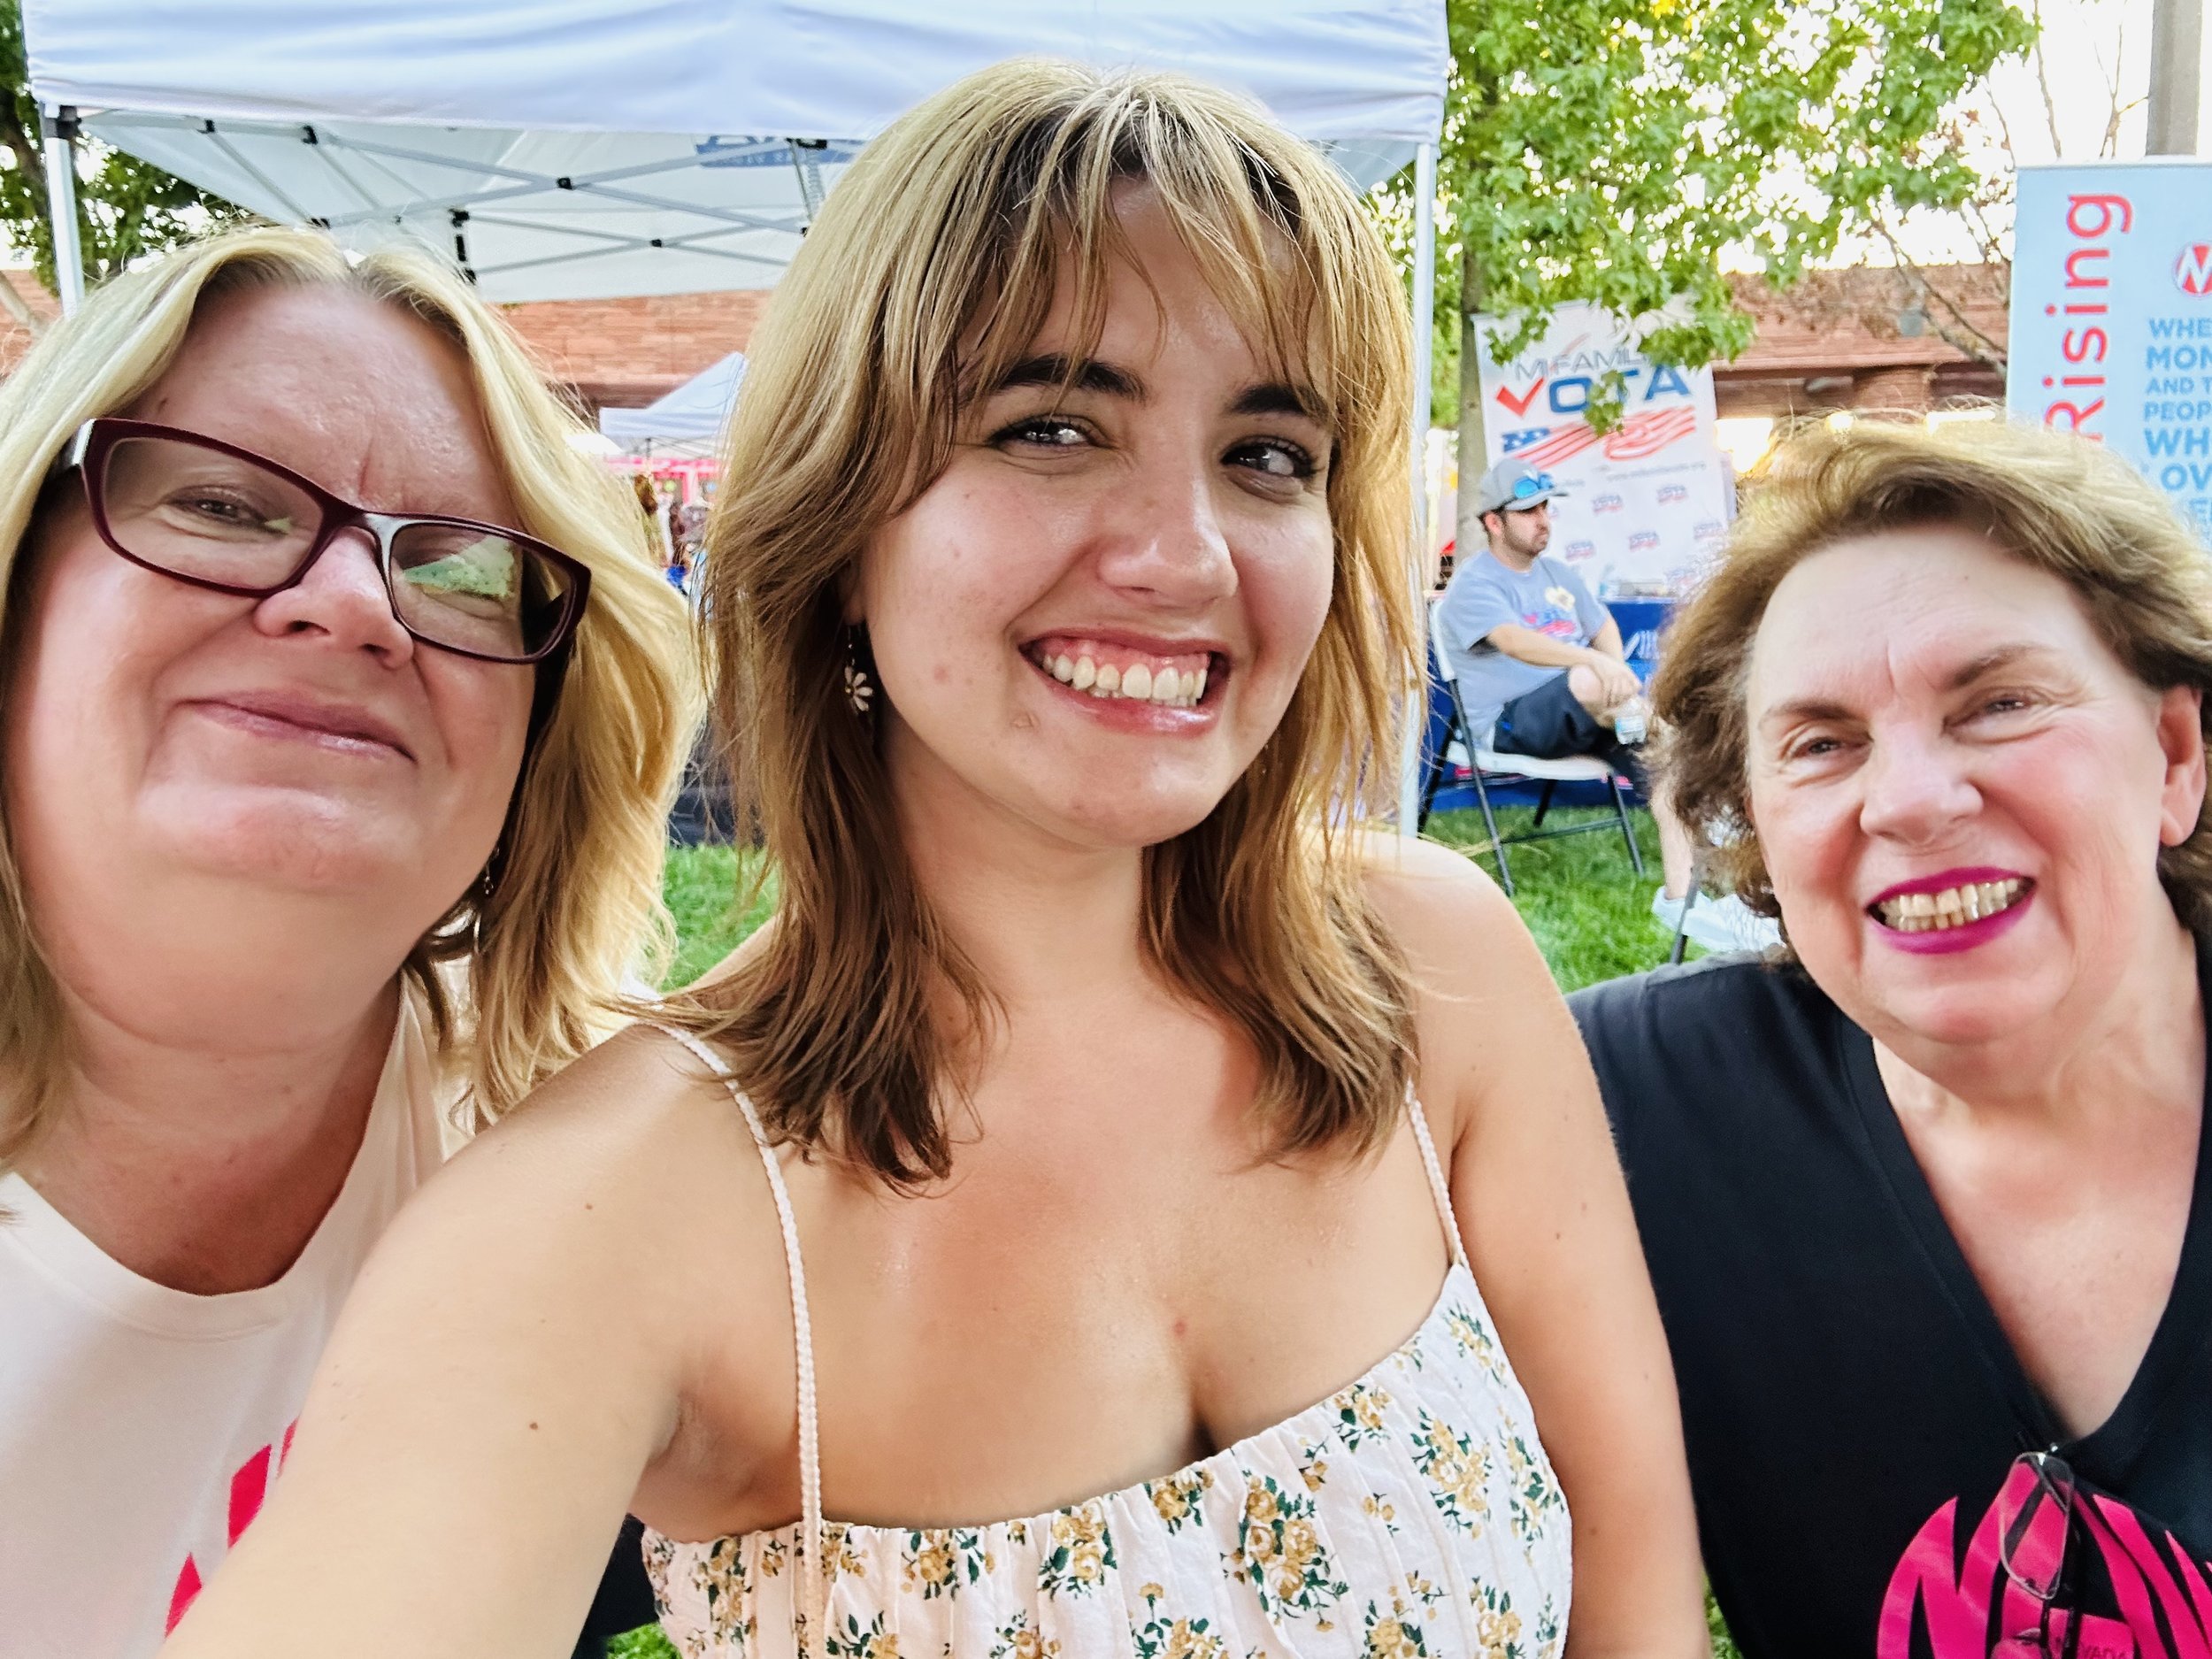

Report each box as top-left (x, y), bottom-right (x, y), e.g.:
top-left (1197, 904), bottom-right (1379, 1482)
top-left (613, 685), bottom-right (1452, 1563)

top-left (499, 288), bottom-right (772, 414)
top-left (1717, 264), bottom-right (2008, 416)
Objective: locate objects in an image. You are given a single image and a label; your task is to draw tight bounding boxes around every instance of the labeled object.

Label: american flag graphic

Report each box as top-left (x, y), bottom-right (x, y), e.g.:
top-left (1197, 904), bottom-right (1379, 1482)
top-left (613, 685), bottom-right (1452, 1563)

top-left (1603, 406), bottom-right (1701, 460)
top-left (1507, 423), bottom-right (1602, 471)
top-left (1505, 405), bottom-right (1699, 472)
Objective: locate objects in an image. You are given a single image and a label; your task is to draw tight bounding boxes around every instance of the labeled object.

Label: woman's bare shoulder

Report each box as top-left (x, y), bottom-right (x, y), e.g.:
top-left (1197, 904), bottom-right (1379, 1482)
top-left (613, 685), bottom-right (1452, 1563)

top-left (1355, 830), bottom-right (1535, 979)
top-left (417, 1021), bottom-right (779, 1287)
top-left (1353, 830), bottom-right (1580, 1140)
top-left (459, 1021), bottom-right (744, 1161)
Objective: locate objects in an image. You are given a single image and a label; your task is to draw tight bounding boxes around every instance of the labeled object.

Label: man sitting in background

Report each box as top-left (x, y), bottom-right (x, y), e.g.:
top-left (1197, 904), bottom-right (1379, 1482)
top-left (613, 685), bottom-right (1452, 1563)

top-left (1436, 457), bottom-right (1770, 949)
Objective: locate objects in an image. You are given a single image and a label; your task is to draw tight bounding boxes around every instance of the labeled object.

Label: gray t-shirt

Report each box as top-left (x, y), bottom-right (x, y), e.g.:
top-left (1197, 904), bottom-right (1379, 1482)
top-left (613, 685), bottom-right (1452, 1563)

top-left (1434, 551), bottom-right (1610, 744)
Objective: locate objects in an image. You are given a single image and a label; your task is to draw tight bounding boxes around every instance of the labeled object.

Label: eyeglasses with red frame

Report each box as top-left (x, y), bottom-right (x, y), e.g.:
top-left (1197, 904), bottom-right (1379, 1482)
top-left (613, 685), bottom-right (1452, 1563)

top-left (63, 417), bottom-right (591, 665)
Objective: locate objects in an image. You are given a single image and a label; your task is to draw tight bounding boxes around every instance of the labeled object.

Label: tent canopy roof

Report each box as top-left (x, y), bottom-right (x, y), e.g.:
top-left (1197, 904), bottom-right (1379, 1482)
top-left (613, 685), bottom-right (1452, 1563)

top-left (26, 0), bottom-right (1446, 301)
top-left (600, 350), bottom-right (746, 444)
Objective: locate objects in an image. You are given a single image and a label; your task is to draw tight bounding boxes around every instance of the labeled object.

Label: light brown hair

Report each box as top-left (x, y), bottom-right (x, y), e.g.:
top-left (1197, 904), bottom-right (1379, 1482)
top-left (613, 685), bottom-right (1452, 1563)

top-left (664, 58), bottom-right (1422, 1187)
top-left (1655, 417), bottom-right (2212, 937)
top-left (0, 227), bottom-right (699, 1177)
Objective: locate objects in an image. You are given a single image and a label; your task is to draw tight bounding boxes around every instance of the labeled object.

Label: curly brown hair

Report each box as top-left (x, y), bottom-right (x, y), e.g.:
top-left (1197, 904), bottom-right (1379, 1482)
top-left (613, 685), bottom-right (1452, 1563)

top-left (1654, 418), bottom-right (2212, 941)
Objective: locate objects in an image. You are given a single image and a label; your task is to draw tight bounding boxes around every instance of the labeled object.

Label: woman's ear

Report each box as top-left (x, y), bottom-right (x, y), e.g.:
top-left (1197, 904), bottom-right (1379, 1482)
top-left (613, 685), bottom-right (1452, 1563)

top-left (2155, 683), bottom-right (2206, 849)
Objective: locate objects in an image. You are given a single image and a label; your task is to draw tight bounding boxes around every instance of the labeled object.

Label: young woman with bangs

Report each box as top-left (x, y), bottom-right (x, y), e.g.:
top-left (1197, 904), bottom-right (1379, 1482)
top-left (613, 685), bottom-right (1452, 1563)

top-left (166, 60), bottom-right (1706, 1659)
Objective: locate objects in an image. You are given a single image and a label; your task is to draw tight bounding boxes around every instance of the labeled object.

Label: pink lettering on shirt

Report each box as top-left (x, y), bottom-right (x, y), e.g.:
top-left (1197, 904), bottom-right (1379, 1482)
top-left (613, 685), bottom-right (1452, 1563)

top-left (164, 1420), bottom-right (296, 1634)
top-left (1878, 1463), bottom-right (2208, 1657)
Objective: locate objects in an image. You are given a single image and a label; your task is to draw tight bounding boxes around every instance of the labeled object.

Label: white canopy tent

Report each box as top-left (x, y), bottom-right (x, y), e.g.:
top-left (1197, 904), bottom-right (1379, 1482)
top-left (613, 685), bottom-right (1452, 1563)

top-left (25, 0), bottom-right (1443, 820)
top-left (24, 1), bottom-right (1442, 303)
top-left (599, 350), bottom-right (748, 452)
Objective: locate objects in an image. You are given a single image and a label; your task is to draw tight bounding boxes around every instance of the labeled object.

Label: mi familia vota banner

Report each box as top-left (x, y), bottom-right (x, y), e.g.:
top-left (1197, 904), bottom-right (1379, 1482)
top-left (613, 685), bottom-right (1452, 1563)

top-left (1474, 302), bottom-right (1732, 597)
top-left (2010, 163), bottom-right (2212, 539)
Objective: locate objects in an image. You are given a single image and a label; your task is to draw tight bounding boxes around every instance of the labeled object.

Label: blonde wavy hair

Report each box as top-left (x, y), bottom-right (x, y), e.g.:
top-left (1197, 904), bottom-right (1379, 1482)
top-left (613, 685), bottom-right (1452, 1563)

top-left (1656, 417), bottom-right (2212, 940)
top-left (664, 58), bottom-right (1423, 1187)
top-left (0, 227), bottom-right (698, 1175)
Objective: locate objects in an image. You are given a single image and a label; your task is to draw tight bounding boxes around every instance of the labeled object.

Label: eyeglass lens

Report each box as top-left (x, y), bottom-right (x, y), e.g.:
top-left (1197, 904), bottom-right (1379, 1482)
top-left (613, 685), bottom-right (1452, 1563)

top-left (1996, 1451), bottom-right (2077, 1604)
top-left (100, 434), bottom-right (573, 661)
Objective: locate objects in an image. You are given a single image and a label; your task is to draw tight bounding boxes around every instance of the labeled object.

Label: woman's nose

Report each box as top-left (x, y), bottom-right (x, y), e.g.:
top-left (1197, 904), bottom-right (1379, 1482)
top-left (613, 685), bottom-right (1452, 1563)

top-left (1857, 727), bottom-right (1979, 844)
top-left (250, 527), bottom-right (415, 663)
top-left (1093, 465), bottom-right (1239, 605)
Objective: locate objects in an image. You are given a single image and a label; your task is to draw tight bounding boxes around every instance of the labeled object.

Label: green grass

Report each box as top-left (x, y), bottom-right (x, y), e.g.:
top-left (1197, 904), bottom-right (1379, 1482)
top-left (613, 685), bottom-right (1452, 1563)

top-left (1418, 803), bottom-right (1680, 992)
top-left (658, 803), bottom-right (1679, 995)
top-left (604, 1628), bottom-right (680, 1659)
top-left (619, 813), bottom-right (1726, 1659)
top-left (659, 845), bottom-right (774, 988)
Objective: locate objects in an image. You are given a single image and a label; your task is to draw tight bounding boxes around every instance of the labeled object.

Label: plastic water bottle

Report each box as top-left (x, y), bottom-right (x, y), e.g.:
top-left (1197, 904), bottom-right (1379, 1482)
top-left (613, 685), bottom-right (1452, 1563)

top-left (1615, 705), bottom-right (1648, 746)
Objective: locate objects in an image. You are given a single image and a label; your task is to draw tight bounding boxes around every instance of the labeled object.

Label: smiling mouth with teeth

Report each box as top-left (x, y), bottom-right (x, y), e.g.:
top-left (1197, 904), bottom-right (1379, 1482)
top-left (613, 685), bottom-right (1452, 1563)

top-left (1025, 638), bottom-right (1214, 710)
top-left (1871, 878), bottom-right (2032, 933)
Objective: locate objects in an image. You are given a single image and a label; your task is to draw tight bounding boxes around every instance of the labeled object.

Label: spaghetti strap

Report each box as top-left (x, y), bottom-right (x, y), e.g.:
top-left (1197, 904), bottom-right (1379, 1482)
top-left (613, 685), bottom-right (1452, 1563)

top-left (1402, 1085), bottom-right (1471, 1273)
top-left (649, 1024), bottom-right (826, 1659)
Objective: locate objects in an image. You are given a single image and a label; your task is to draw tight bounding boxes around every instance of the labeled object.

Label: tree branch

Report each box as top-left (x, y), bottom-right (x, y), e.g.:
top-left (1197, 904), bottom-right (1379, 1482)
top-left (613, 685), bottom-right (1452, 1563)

top-left (2032, 0), bottom-right (2066, 154)
top-left (1874, 225), bottom-right (2008, 368)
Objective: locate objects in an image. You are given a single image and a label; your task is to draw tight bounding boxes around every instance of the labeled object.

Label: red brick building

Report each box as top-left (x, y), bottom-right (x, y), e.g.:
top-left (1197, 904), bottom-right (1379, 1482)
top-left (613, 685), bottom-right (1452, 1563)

top-left (1716, 263), bottom-right (2008, 418)
top-left (500, 289), bottom-right (772, 412)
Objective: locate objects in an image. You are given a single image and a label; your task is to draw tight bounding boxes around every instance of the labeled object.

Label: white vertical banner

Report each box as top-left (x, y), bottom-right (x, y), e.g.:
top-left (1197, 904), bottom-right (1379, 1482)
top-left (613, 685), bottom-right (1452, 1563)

top-left (1471, 302), bottom-right (1730, 595)
top-left (2009, 162), bottom-right (2212, 541)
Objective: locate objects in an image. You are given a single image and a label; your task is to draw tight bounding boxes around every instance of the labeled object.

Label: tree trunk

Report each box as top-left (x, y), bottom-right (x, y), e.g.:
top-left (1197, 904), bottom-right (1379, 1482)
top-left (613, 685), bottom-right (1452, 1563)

top-left (1454, 236), bottom-right (1490, 559)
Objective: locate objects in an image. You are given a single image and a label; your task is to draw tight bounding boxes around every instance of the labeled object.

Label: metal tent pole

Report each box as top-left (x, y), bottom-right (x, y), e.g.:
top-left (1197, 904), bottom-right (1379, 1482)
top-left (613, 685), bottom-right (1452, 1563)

top-left (43, 105), bottom-right (85, 315)
top-left (1399, 141), bottom-right (1438, 834)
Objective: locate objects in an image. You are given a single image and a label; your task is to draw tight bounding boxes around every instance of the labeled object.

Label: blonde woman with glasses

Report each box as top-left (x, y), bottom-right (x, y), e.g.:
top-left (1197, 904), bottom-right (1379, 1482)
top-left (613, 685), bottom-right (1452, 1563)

top-left (167, 63), bottom-right (1706, 1659)
top-left (0, 227), bottom-right (695, 1658)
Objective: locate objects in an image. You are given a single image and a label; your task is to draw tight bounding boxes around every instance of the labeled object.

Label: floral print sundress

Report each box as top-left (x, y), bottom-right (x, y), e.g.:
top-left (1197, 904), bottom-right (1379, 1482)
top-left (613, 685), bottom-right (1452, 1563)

top-left (644, 1027), bottom-right (1572, 1659)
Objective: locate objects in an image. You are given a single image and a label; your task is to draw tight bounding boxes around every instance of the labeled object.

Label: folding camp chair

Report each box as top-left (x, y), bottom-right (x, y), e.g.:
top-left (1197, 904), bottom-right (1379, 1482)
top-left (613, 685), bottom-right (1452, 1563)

top-left (1418, 603), bottom-right (1645, 899)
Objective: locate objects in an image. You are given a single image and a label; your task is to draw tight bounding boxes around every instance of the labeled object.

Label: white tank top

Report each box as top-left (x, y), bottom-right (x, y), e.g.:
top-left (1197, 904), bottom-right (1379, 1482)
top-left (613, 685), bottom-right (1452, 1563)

top-left (643, 1026), bottom-right (1573, 1659)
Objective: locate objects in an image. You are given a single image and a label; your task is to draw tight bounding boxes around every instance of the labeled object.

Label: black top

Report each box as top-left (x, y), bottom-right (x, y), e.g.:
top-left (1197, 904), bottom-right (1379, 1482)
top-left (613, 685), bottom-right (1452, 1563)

top-left (1571, 952), bottom-right (2212, 1659)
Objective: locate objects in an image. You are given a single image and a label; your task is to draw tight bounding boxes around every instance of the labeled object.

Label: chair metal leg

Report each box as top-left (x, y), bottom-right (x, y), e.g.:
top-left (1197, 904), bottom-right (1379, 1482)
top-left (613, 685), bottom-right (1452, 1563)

top-left (1669, 891), bottom-right (1694, 964)
top-left (1609, 775), bottom-right (1645, 878)
top-left (1417, 736), bottom-right (1446, 831)
top-left (1531, 779), bottom-right (1557, 829)
top-left (1471, 767), bottom-right (1514, 897)
top-left (1668, 849), bottom-right (1704, 965)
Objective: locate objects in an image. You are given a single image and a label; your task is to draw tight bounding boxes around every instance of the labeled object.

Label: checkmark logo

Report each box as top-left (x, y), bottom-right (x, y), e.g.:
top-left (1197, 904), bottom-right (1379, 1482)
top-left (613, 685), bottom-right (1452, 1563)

top-left (1494, 378), bottom-right (1545, 417)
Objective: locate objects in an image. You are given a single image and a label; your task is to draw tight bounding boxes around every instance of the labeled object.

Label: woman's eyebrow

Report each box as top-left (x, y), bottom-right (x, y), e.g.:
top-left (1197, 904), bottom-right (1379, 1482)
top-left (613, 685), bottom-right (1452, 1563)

top-left (1756, 697), bottom-right (1853, 733)
top-left (1945, 642), bottom-right (2065, 688)
top-left (1230, 380), bottom-right (1324, 420)
top-left (1755, 645), bottom-right (2070, 733)
top-left (986, 357), bottom-right (1321, 422)
top-left (993, 354), bottom-right (1145, 400)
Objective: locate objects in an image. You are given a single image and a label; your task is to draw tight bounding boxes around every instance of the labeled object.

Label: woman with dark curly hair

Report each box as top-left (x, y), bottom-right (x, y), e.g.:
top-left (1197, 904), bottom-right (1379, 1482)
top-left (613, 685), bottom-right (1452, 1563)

top-left (1572, 419), bottom-right (2212, 1659)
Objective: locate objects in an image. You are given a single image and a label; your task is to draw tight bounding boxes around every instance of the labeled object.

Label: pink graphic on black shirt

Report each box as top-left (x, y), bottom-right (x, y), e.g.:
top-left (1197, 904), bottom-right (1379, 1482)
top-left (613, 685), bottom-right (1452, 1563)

top-left (1880, 1461), bottom-right (2212, 1657)
top-left (165, 1419), bottom-right (296, 1633)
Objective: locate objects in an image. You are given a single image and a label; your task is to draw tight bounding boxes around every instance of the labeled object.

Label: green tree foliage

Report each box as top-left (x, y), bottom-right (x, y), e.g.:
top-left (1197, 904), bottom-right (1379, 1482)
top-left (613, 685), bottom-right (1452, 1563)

top-left (0, 0), bottom-right (252, 299)
top-left (1373, 0), bottom-right (2035, 441)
